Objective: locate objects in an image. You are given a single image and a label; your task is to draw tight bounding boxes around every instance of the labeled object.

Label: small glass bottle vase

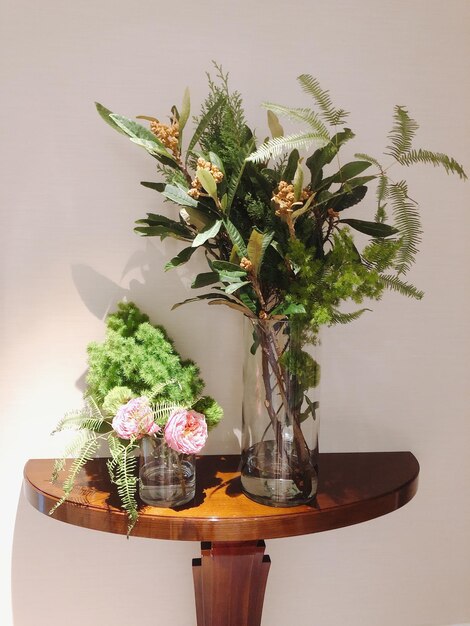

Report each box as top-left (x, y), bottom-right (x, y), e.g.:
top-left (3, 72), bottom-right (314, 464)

top-left (240, 317), bottom-right (320, 507)
top-left (139, 435), bottom-right (195, 507)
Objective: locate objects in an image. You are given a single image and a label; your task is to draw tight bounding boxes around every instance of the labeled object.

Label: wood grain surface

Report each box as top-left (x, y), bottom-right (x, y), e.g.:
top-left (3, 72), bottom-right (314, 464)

top-left (23, 452), bottom-right (419, 541)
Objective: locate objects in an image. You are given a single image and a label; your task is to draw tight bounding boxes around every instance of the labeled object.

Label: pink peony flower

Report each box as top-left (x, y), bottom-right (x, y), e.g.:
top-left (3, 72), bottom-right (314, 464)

top-left (112, 396), bottom-right (160, 440)
top-left (164, 408), bottom-right (208, 454)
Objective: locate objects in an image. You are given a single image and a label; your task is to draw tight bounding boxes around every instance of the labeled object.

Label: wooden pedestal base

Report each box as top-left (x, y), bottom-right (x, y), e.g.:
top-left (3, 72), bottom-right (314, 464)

top-left (192, 541), bottom-right (271, 626)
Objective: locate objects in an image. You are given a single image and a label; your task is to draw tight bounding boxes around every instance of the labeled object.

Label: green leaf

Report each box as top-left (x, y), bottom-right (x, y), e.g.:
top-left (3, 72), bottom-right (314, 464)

top-left (192, 220), bottom-right (222, 247)
top-left (283, 149), bottom-right (300, 183)
top-left (330, 185), bottom-right (368, 212)
top-left (226, 139), bottom-right (256, 211)
top-left (134, 225), bottom-right (192, 240)
top-left (191, 272), bottom-right (220, 288)
top-left (223, 219), bottom-right (248, 258)
top-left (212, 260), bottom-right (247, 279)
top-left (267, 110), bottom-right (284, 138)
top-left (183, 206), bottom-right (214, 230)
top-left (293, 161), bottom-right (304, 202)
top-left (196, 168), bottom-right (218, 201)
top-left (162, 184), bottom-right (199, 208)
top-left (306, 128), bottom-right (355, 188)
top-left (247, 229), bottom-right (264, 275)
top-left (172, 292), bottom-right (235, 310)
top-left (164, 246), bottom-right (198, 271)
top-left (224, 281), bottom-right (251, 294)
top-left (140, 181), bottom-right (165, 192)
top-left (339, 219), bottom-right (398, 238)
top-left (208, 151), bottom-right (226, 176)
top-left (179, 87), bottom-right (191, 132)
top-left (95, 102), bottom-right (128, 135)
top-left (110, 114), bottom-right (177, 164)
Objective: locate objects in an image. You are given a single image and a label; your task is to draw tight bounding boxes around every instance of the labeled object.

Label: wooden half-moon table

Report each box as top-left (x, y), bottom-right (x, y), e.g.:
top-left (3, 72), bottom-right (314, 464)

top-left (24, 452), bottom-right (419, 626)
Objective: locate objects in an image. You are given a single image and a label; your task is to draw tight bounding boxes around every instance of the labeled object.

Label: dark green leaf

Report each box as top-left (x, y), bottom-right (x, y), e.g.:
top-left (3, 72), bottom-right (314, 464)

top-left (283, 149), bottom-right (300, 182)
top-left (191, 272), bottom-right (220, 288)
top-left (140, 181), bottom-right (165, 192)
top-left (223, 219), bottom-right (248, 258)
top-left (339, 219), bottom-right (398, 237)
top-left (330, 185), bottom-right (368, 211)
top-left (164, 246), bottom-right (198, 271)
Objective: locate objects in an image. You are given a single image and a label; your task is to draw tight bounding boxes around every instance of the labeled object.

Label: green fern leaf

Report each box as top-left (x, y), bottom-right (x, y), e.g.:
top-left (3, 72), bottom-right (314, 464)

top-left (108, 435), bottom-right (140, 534)
top-left (398, 148), bottom-right (467, 180)
top-left (297, 75), bottom-right (349, 126)
top-left (379, 274), bottom-right (424, 299)
top-left (246, 132), bottom-right (329, 164)
top-left (386, 106), bottom-right (419, 161)
top-left (389, 181), bottom-right (422, 274)
top-left (49, 432), bottom-right (100, 515)
top-left (330, 308), bottom-right (370, 324)
top-left (226, 138), bottom-right (255, 210)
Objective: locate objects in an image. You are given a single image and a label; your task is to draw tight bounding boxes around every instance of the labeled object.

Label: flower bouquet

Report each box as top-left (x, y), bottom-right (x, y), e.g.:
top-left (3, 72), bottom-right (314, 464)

top-left (96, 65), bottom-right (466, 505)
top-left (51, 301), bottom-right (223, 532)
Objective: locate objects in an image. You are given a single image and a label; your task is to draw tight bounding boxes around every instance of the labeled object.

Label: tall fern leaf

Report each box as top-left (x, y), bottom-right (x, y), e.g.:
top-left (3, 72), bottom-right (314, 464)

top-left (297, 75), bottom-right (349, 126)
top-left (185, 97), bottom-right (224, 166)
top-left (386, 106), bottom-right (419, 161)
top-left (52, 397), bottom-right (107, 434)
top-left (108, 436), bottom-right (140, 534)
top-left (49, 432), bottom-right (100, 515)
top-left (389, 180), bottom-right (422, 274)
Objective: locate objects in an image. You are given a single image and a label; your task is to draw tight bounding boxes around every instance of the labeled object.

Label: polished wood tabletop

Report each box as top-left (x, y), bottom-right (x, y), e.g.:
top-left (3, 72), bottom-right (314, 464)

top-left (24, 452), bottom-right (419, 541)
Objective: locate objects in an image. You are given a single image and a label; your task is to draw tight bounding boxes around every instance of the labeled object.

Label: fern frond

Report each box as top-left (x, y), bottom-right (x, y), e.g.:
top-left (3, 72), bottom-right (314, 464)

top-left (375, 174), bottom-right (389, 222)
top-left (379, 274), bottom-right (424, 299)
top-left (108, 435), bottom-right (140, 534)
top-left (398, 148), bottom-right (467, 180)
top-left (330, 308), bottom-right (370, 324)
top-left (261, 103), bottom-right (330, 140)
top-left (354, 152), bottom-right (384, 170)
top-left (297, 75), bottom-right (349, 126)
top-left (185, 96), bottom-right (224, 166)
top-left (152, 401), bottom-right (181, 426)
top-left (389, 180), bottom-right (422, 274)
top-left (386, 106), bottom-right (419, 161)
top-left (246, 132), bottom-right (328, 164)
top-left (49, 431), bottom-right (100, 515)
top-left (51, 429), bottom-right (98, 481)
top-left (52, 397), bottom-right (108, 434)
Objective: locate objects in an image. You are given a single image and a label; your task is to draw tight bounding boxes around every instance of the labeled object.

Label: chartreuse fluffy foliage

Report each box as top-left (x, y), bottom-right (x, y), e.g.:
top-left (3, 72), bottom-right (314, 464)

top-left (51, 301), bottom-right (223, 534)
top-left (96, 66), bottom-right (467, 409)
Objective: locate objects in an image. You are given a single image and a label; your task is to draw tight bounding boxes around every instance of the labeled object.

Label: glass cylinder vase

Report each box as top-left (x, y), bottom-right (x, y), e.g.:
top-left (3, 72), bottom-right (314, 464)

top-left (240, 317), bottom-right (320, 507)
top-left (139, 435), bottom-right (195, 507)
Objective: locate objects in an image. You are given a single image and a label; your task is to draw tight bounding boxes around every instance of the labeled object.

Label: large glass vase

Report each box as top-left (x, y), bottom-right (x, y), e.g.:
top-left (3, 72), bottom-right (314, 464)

top-left (240, 317), bottom-right (320, 506)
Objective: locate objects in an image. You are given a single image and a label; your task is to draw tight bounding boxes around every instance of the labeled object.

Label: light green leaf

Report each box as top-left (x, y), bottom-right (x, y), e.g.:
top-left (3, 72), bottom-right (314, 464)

top-left (162, 184), bottom-right (198, 207)
top-left (197, 168), bottom-right (218, 202)
top-left (179, 87), bottom-right (191, 132)
top-left (293, 161), bottom-right (304, 202)
top-left (95, 103), bottom-right (128, 135)
top-left (267, 110), bottom-right (284, 138)
top-left (192, 220), bottom-right (222, 247)
top-left (183, 206), bottom-right (213, 230)
top-left (224, 281), bottom-right (251, 294)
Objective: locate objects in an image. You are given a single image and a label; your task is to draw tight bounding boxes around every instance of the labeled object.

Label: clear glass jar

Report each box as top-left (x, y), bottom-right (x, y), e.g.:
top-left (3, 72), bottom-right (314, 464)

top-left (139, 435), bottom-right (195, 507)
top-left (240, 317), bottom-right (320, 506)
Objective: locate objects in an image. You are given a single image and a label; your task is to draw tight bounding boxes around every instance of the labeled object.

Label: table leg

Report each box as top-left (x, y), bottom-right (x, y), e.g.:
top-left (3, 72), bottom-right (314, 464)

top-left (192, 540), bottom-right (271, 626)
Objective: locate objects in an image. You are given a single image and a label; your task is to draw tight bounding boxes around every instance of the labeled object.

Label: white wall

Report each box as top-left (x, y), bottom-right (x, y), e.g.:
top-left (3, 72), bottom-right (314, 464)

top-left (1, 1), bottom-right (469, 624)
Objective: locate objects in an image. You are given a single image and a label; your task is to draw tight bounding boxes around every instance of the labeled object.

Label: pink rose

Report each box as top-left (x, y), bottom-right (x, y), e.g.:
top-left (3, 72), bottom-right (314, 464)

top-left (112, 397), bottom-right (160, 440)
top-left (164, 408), bottom-right (208, 454)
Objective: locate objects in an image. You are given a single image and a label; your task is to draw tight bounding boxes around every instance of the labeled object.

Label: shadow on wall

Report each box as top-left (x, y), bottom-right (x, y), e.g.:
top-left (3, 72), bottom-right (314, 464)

top-left (11, 488), bottom-right (197, 626)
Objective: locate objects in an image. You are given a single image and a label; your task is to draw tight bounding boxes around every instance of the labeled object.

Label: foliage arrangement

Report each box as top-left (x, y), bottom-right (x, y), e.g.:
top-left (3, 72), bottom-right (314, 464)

top-left (95, 65), bottom-right (466, 497)
top-left (51, 301), bottom-right (223, 532)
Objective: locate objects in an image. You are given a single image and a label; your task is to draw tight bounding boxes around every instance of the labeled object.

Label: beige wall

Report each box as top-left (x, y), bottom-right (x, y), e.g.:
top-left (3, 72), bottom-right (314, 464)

top-left (1, 0), bottom-right (469, 624)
